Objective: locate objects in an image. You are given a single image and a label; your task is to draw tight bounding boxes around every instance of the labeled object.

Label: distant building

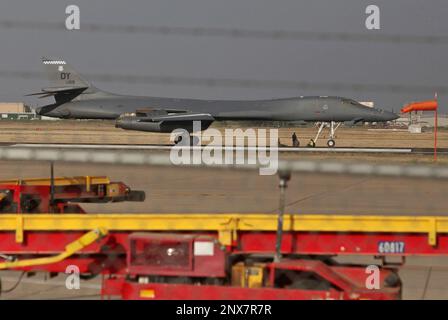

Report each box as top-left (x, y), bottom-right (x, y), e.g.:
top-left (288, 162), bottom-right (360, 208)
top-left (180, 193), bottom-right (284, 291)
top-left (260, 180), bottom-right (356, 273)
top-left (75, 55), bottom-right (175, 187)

top-left (395, 113), bottom-right (448, 128)
top-left (0, 102), bottom-right (25, 113)
top-left (0, 102), bottom-right (39, 120)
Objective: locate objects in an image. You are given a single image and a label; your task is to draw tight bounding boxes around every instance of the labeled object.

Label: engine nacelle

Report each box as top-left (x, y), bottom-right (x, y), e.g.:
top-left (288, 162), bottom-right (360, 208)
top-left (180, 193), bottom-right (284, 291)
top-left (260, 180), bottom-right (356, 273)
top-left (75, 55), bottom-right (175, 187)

top-left (115, 116), bottom-right (212, 133)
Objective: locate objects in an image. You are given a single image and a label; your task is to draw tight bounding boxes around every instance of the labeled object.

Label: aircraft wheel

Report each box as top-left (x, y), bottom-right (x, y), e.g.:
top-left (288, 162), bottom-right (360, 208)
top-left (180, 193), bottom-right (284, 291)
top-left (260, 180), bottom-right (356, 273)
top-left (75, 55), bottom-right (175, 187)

top-left (190, 136), bottom-right (200, 146)
top-left (174, 135), bottom-right (183, 145)
top-left (307, 139), bottom-right (316, 148)
top-left (327, 139), bottom-right (336, 148)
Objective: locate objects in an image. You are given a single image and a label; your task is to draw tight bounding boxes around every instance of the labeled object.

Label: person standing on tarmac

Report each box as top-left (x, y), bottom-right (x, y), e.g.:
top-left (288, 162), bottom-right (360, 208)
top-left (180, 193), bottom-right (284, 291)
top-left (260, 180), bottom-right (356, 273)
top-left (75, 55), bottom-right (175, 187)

top-left (292, 132), bottom-right (299, 147)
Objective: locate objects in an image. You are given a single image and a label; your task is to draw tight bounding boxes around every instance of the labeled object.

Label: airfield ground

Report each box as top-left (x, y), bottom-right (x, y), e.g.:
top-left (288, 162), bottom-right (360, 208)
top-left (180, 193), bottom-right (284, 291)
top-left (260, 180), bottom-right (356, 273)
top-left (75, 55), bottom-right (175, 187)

top-left (0, 120), bottom-right (447, 299)
top-left (0, 119), bottom-right (445, 148)
top-left (1, 120), bottom-right (447, 164)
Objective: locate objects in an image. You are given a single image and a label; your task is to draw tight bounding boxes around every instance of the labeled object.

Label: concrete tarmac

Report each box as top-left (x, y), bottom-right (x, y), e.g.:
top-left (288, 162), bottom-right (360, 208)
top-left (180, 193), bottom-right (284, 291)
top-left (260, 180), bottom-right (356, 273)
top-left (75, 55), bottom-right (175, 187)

top-left (0, 160), bottom-right (446, 215)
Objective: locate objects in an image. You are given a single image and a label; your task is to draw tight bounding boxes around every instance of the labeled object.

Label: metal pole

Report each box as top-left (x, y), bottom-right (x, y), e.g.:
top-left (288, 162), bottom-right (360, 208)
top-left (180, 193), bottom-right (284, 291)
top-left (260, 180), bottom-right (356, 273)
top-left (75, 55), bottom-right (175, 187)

top-left (434, 93), bottom-right (438, 161)
top-left (50, 161), bottom-right (55, 212)
top-left (275, 170), bottom-right (291, 262)
top-left (435, 108), bottom-right (438, 161)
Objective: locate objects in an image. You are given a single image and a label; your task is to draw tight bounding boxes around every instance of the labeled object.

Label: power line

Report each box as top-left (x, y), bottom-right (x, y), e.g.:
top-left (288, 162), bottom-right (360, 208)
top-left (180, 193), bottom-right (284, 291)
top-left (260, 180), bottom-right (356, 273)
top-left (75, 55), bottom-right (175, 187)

top-left (1, 20), bottom-right (448, 45)
top-left (0, 70), bottom-right (446, 94)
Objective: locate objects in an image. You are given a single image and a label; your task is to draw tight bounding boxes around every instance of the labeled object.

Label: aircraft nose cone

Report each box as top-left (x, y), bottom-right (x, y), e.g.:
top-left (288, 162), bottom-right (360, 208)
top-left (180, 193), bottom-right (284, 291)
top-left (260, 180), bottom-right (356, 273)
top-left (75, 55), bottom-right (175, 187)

top-left (384, 110), bottom-right (399, 121)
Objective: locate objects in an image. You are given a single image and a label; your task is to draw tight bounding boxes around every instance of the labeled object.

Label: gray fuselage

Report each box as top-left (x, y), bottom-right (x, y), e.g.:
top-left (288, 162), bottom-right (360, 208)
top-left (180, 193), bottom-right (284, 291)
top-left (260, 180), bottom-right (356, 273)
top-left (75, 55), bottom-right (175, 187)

top-left (37, 91), bottom-right (398, 123)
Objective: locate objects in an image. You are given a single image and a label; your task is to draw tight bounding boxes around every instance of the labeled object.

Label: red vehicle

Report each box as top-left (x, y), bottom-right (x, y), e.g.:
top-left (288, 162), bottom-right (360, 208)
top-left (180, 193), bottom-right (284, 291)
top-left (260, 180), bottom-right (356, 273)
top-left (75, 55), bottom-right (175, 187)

top-left (5, 175), bottom-right (448, 300)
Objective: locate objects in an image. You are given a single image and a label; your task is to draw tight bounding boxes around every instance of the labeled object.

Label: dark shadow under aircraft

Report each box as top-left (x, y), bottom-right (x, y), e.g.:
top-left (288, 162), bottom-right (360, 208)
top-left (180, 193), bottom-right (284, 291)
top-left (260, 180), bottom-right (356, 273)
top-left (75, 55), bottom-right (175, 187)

top-left (31, 58), bottom-right (398, 147)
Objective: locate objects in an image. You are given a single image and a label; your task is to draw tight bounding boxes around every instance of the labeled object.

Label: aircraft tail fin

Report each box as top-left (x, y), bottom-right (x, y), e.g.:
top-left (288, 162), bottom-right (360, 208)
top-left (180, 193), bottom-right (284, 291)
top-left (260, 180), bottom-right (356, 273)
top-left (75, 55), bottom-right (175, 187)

top-left (27, 57), bottom-right (99, 99)
top-left (41, 57), bottom-right (100, 93)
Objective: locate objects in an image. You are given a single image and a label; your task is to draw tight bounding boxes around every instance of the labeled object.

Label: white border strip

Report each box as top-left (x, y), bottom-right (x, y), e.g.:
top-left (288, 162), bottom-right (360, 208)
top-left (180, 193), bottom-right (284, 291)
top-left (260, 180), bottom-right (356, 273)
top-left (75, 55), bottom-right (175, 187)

top-left (11, 144), bottom-right (413, 154)
top-left (0, 147), bottom-right (447, 179)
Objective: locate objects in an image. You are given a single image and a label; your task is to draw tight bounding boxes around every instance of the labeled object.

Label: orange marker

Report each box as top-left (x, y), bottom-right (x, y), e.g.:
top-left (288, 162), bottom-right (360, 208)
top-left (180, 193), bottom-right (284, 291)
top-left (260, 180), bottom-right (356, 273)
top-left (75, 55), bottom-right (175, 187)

top-left (401, 100), bottom-right (438, 113)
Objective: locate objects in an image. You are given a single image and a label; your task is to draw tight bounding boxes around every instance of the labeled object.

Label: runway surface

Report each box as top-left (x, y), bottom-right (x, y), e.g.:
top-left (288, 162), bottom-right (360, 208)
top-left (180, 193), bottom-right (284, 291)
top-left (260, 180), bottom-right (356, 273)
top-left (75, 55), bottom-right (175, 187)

top-left (0, 160), bottom-right (446, 215)
top-left (0, 121), bottom-right (447, 144)
top-left (6, 143), bottom-right (448, 154)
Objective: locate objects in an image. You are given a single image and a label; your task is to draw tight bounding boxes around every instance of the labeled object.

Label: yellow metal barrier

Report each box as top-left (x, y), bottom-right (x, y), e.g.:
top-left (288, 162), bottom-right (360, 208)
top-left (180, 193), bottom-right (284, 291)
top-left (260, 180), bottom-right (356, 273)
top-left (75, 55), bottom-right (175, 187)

top-left (0, 176), bottom-right (110, 186)
top-left (0, 213), bottom-right (445, 246)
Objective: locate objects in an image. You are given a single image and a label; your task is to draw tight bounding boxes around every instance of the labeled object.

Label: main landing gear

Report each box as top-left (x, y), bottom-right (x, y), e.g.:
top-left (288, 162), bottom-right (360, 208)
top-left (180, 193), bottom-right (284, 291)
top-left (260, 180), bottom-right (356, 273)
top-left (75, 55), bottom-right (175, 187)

top-left (307, 121), bottom-right (341, 148)
top-left (174, 133), bottom-right (200, 146)
top-left (174, 135), bottom-right (183, 145)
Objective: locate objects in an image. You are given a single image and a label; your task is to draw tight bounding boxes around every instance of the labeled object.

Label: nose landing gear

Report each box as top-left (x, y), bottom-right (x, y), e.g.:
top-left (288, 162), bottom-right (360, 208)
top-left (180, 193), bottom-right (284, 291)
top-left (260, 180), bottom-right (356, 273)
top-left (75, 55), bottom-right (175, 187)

top-left (307, 139), bottom-right (316, 148)
top-left (307, 121), bottom-right (341, 148)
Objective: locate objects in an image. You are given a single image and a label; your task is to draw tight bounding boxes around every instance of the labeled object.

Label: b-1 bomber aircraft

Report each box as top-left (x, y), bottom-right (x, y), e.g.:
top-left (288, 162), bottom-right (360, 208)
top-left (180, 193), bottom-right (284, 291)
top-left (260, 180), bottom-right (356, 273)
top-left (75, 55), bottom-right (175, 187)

top-left (31, 58), bottom-right (398, 147)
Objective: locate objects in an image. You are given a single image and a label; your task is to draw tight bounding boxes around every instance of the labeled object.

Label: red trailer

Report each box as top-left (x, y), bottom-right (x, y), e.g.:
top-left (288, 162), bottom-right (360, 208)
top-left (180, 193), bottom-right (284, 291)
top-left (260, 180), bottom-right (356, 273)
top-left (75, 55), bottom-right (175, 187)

top-left (1, 175), bottom-right (448, 300)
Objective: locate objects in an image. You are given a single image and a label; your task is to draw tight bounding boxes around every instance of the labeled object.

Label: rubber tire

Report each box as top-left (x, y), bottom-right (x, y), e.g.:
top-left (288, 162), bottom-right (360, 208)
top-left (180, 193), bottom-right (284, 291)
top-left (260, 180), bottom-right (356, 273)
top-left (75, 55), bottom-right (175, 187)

top-left (307, 140), bottom-right (316, 147)
top-left (190, 136), bottom-right (200, 146)
top-left (327, 139), bottom-right (335, 148)
top-left (174, 135), bottom-right (183, 145)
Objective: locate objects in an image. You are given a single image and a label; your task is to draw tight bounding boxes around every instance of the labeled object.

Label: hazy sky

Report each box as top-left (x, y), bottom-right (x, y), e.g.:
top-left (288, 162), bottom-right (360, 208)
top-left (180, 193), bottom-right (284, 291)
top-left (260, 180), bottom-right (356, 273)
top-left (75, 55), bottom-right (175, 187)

top-left (0, 0), bottom-right (447, 112)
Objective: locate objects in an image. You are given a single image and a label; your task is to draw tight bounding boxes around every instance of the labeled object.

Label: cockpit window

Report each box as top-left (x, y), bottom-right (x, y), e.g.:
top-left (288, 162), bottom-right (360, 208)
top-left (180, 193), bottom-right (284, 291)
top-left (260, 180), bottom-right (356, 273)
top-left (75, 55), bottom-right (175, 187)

top-left (341, 98), bottom-right (360, 106)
